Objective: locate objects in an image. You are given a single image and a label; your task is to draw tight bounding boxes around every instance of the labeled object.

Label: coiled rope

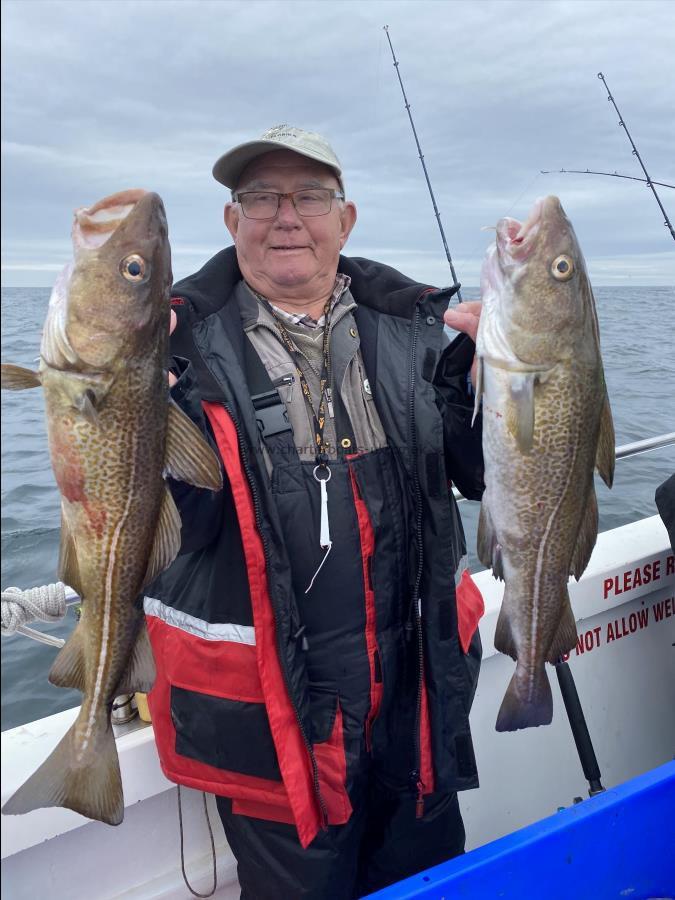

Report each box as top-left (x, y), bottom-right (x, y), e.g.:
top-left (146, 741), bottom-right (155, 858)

top-left (1, 582), bottom-right (68, 636)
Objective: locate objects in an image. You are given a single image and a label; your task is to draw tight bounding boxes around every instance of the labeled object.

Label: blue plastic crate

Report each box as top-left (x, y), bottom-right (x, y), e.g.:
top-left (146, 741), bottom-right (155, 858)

top-left (367, 760), bottom-right (675, 899)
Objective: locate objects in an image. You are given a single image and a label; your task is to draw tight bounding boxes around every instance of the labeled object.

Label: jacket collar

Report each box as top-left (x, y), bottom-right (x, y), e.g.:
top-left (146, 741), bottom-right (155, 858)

top-left (171, 245), bottom-right (459, 323)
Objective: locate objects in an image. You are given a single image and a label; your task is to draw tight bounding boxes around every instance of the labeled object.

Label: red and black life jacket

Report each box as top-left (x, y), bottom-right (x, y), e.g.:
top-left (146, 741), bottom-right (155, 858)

top-left (145, 248), bottom-right (485, 848)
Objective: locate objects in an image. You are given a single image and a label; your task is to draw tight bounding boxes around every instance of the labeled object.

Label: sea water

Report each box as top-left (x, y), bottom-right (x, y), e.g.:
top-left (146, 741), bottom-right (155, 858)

top-left (2, 285), bottom-right (674, 730)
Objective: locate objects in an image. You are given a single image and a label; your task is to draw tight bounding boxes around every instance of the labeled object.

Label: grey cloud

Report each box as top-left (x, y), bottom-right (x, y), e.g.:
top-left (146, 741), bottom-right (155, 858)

top-left (2, 0), bottom-right (674, 287)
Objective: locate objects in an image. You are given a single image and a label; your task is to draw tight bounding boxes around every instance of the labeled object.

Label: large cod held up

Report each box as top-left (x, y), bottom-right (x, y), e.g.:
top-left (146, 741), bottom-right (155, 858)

top-left (475, 195), bottom-right (615, 732)
top-left (1, 190), bottom-right (222, 824)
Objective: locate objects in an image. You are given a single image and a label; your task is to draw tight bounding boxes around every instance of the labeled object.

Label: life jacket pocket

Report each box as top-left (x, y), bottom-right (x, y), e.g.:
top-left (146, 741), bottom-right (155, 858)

top-left (145, 605), bottom-right (289, 798)
top-left (171, 686), bottom-right (282, 781)
top-left (308, 684), bottom-right (339, 743)
top-left (308, 685), bottom-right (352, 825)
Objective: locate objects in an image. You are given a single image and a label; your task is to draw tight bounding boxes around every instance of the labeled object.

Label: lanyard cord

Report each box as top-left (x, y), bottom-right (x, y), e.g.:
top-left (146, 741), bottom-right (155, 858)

top-left (256, 294), bottom-right (336, 592)
top-left (264, 299), bottom-right (334, 467)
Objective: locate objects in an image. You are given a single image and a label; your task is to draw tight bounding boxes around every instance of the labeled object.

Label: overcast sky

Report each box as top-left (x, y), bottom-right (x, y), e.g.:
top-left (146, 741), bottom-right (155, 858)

top-left (2, 0), bottom-right (674, 289)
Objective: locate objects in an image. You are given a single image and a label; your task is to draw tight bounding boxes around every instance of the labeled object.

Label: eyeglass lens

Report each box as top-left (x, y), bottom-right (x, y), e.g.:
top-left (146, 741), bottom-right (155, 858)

top-left (239, 189), bottom-right (338, 219)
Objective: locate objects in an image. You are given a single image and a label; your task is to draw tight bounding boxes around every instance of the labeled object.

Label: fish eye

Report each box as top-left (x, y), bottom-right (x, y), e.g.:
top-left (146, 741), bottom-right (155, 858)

top-left (120, 254), bottom-right (147, 283)
top-left (551, 255), bottom-right (574, 281)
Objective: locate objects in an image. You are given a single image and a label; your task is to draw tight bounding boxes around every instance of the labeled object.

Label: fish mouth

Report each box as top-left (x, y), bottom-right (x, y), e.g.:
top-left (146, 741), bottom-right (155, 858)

top-left (482, 196), bottom-right (556, 298)
top-left (73, 189), bottom-right (149, 250)
top-left (496, 196), bottom-right (546, 265)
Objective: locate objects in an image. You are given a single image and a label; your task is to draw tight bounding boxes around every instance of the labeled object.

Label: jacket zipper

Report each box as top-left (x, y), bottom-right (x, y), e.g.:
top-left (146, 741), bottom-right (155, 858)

top-left (408, 302), bottom-right (426, 818)
top-left (224, 401), bottom-right (329, 830)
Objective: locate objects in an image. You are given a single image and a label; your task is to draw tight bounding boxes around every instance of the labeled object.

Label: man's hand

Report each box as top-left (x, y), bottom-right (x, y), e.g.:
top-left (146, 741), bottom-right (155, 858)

top-left (168, 309), bottom-right (177, 387)
top-left (443, 301), bottom-right (482, 389)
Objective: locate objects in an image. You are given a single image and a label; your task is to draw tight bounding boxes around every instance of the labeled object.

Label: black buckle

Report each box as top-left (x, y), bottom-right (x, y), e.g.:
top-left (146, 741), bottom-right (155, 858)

top-left (251, 390), bottom-right (292, 437)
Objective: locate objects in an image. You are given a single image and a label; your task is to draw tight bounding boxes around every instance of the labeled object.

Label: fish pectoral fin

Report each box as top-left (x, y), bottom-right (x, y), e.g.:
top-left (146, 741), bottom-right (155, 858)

top-left (477, 502), bottom-right (504, 579)
top-left (76, 388), bottom-right (101, 426)
top-left (49, 624), bottom-right (86, 691)
top-left (143, 485), bottom-right (182, 586)
top-left (595, 392), bottom-right (615, 489)
top-left (0, 363), bottom-right (42, 390)
top-left (545, 591), bottom-right (578, 664)
top-left (58, 512), bottom-right (85, 599)
top-left (2, 716), bottom-right (123, 825)
top-left (570, 488), bottom-right (598, 580)
top-left (506, 372), bottom-right (536, 452)
top-left (115, 622), bottom-right (156, 695)
top-left (164, 400), bottom-right (223, 491)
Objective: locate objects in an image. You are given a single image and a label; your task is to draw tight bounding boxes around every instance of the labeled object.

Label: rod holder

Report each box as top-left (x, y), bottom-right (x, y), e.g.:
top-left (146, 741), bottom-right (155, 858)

top-left (555, 659), bottom-right (605, 796)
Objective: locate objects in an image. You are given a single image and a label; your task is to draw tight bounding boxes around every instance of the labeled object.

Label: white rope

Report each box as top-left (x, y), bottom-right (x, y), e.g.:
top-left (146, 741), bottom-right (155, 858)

top-left (1, 582), bottom-right (68, 636)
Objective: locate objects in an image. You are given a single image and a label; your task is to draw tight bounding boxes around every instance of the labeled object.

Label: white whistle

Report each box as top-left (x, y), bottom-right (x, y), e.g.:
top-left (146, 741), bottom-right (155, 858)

top-left (319, 476), bottom-right (331, 549)
top-left (305, 465), bottom-right (333, 594)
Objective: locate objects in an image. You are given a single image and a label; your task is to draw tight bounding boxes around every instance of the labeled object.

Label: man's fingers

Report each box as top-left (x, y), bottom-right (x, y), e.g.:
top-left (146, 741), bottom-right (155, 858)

top-left (443, 303), bottom-right (482, 343)
top-left (454, 301), bottom-right (482, 316)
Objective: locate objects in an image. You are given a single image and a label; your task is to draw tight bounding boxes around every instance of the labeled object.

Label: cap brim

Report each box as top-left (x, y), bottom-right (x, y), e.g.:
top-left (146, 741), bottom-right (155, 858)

top-left (212, 140), bottom-right (343, 192)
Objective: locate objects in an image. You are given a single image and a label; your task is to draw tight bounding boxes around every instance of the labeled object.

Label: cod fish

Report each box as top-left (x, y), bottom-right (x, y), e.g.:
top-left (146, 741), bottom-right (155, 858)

top-left (1, 189), bottom-right (222, 824)
top-left (475, 195), bottom-right (614, 732)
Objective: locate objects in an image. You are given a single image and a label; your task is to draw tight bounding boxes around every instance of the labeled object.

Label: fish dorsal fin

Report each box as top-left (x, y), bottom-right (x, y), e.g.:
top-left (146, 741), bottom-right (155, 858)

top-left (143, 485), bottom-right (182, 586)
top-left (477, 502), bottom-right (504, 580)
top-left (494, 606), bottom-right (517, 661)
top-left (471, 357), bottom-right (483, 427)
top-left (0, 364), bottom-right (41, 391)
top-left (164, 400), bottom-right (223, 490)
top-left (545, 591), bottom-right (578, 664)
top-left (570, 487), bottom-right (599, 580)
top-left (115, 622), bottom-right (156, 695)
top-left (58, 512), bottom-right (85, 599)
top-left (506, 372), bottom-right (536, 452)
top-left (49, 624), bottom-right (86, 691)
top-left (595, 392), bottom-right (615, 489)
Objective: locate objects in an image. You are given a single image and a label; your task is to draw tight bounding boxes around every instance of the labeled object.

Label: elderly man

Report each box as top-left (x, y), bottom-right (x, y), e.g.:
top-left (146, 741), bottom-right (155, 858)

top-left (146, 125), bottom-right (485, 899)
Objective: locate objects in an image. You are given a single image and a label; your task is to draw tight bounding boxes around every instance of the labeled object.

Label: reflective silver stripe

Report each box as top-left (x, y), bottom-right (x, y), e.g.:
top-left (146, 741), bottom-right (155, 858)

top-left (455, 554), bottom-right (469, 587)
top-left (144, 596), bottom-right (256, 645)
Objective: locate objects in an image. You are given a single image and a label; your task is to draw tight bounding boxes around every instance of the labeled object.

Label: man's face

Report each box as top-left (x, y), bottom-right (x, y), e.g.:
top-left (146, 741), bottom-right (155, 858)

top-left (224, 150), bottom-right (357, 302)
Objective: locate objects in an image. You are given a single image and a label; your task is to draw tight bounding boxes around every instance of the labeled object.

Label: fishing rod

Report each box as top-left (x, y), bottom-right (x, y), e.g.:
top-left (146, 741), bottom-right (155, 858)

top-left (597, 72), bottom-right (675, 242)
top-left (541, 168), bottom-right (675, 191)
top-left (383, 25), bottom-right (462, 299)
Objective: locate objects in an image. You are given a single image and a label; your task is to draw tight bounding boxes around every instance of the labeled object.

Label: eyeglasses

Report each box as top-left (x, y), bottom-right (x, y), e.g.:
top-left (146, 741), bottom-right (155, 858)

top-left (233, 188), bottom-right (345, 220)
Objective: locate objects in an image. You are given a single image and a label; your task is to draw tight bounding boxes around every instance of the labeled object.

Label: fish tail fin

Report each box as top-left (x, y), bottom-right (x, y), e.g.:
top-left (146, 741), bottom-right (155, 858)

top-left (496, 663), bottom-right (553, 732)
top-left (2, 716), bottom-right (123, 825)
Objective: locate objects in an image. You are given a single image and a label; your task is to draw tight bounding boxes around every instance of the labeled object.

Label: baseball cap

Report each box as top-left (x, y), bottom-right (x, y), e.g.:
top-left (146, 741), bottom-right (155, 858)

top-left (212, 125), bottom-right (344, 193)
